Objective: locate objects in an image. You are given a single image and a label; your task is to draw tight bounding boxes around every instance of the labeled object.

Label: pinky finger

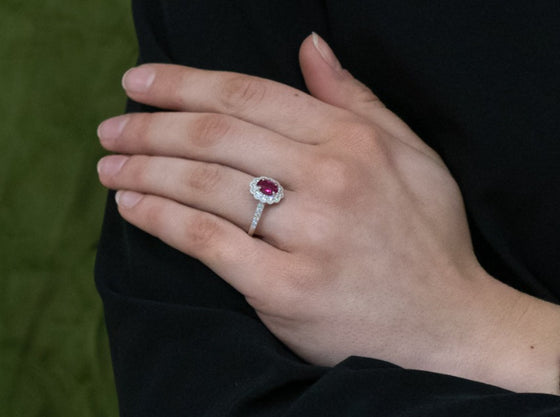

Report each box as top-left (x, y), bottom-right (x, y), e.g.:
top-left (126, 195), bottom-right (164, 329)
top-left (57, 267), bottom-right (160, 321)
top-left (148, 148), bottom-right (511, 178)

top-left (114, 190), bottom-right (289, 298)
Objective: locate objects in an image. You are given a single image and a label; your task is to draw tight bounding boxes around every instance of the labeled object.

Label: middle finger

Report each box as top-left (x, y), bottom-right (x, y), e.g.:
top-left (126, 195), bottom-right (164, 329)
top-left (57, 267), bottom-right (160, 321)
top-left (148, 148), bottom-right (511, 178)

top-left (121, 64), bottom-right (349, 143)
top-left (98, 112), bottom-right (314, 188)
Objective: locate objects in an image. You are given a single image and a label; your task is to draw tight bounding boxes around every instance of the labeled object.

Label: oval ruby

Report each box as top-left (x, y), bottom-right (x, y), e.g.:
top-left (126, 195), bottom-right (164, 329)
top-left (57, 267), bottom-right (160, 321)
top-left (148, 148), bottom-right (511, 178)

top-left (257, 179), bottom-right (278, 196)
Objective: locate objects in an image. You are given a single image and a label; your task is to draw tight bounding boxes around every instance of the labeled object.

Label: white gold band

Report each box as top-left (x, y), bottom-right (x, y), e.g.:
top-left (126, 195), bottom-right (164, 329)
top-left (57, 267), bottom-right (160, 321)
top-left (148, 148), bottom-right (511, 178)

top-left (248, 202), bottom-right (265, 236)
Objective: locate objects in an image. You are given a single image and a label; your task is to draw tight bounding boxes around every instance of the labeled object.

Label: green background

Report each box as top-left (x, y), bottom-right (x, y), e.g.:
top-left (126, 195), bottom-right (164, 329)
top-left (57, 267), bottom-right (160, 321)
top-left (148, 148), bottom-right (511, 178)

top-left (1, 1), bottom-right (137, 415)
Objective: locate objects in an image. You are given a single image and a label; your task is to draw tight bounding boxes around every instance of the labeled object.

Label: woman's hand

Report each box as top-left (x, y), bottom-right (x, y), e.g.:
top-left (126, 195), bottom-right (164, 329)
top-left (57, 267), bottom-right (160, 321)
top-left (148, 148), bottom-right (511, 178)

top-left (97, 33), bottom-right (560, 394)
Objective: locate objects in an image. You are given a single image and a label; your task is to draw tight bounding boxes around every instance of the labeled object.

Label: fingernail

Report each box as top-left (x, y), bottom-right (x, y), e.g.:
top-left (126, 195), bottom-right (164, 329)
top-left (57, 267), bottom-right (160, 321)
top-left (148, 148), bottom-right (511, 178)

top-left (312, 32), bottom-right (342, 72)
top-left (115, 190), bottom-right (143, 208)
top-left (122, 66), bottom-right (155, 93)
top-left (97, 115), bottom-right (129, 142)
top-left (97, 155), bottom-right (128, 176)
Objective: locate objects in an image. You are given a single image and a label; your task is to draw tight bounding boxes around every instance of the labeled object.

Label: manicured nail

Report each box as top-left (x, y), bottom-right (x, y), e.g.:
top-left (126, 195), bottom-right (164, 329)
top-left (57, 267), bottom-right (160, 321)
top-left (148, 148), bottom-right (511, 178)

top-left (312, 32), bottom-right (342, 72)
top-left (115, 190), bottom-right (143, 208)
top-left (97, 155), bottom-right (128, 176)
top-left (122, 66), bottom-right (155, 93)
top-left (97, 115), bottom-right (129, 142)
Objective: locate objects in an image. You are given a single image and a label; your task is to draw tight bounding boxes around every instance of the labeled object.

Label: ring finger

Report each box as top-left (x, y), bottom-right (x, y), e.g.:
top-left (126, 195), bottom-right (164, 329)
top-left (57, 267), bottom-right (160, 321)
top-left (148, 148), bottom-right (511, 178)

top-left (97, 154), bottom-right (297, 243)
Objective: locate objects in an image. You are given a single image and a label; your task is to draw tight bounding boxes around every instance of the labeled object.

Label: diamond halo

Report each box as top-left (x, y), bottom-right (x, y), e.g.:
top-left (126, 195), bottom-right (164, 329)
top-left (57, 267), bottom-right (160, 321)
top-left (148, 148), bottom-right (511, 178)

top-left (249, 176), bottom-right (284, 204)
top-left (247, 176), bottom-right (284, 236)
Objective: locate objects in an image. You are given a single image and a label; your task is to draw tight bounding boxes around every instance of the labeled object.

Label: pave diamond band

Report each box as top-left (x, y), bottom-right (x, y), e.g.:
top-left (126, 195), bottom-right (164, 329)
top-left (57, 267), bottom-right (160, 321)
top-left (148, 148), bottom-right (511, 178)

top-left (248, 176), bottom-right (284, 236)
top-left (248, 202), bottom-right (265, 236)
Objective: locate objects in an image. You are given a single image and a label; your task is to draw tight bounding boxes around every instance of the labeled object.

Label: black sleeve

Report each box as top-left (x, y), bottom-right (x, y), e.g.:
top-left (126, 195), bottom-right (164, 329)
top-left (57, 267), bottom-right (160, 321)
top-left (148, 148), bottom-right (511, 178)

top-left (95, 1), bottom-right (560, 415)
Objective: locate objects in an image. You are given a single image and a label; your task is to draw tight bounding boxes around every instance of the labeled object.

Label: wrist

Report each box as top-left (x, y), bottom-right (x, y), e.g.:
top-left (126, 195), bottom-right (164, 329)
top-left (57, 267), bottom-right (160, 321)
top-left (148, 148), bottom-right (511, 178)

top-left (456, 270), bottom-right (560, 395)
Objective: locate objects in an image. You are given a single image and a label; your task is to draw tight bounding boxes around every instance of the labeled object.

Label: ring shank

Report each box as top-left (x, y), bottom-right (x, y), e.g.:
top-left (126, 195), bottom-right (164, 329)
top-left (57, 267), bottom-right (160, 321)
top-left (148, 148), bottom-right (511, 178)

top-left (248, 201), bottom-right (265, 236)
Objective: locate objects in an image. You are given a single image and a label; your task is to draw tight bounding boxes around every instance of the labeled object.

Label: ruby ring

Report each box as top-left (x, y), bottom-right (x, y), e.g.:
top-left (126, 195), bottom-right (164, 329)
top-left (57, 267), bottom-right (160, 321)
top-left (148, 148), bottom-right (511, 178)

top-left (248, 176), bottom-right (284, 236)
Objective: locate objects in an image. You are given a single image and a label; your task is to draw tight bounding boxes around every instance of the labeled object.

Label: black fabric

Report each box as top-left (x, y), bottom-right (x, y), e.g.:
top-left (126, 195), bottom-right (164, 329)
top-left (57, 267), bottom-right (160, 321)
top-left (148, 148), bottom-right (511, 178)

top-left (95, 1), bottom-right (560, 415)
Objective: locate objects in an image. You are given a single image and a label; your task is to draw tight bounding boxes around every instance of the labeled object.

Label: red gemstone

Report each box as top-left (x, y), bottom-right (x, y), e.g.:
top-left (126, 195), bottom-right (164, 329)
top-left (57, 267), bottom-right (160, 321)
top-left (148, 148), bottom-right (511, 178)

top-left (257, 179), bottom-right (278, 196)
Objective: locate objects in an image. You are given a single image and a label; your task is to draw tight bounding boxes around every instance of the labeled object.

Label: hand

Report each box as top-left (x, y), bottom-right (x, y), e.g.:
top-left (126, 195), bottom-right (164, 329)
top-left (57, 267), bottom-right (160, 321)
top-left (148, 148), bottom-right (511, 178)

top-left (97, 33), bottom-right (560, 394)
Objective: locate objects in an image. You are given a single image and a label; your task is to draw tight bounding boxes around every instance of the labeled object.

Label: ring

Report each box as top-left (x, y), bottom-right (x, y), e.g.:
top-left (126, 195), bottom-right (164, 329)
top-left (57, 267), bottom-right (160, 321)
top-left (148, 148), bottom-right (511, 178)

top-left (248, 176), bottom-right (284, 236)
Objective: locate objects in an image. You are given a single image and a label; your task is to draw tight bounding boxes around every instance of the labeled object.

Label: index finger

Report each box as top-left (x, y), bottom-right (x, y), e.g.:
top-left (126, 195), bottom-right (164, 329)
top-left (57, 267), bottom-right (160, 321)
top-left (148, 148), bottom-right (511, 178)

top-left (121, 64), bottom-right (346, 144)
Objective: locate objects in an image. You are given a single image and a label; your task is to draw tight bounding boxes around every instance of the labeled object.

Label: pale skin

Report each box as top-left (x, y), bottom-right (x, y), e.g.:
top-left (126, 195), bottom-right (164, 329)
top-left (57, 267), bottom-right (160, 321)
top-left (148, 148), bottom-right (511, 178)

top-left (97, 33), bottom-right (560, 395)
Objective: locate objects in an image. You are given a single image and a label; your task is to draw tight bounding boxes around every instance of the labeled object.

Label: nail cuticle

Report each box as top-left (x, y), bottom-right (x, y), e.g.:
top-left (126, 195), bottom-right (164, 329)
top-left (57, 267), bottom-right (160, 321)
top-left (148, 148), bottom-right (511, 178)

top-left (98, 116), bottom-right (129, 142)
top-left (122, 66), bottom-right (156, 93)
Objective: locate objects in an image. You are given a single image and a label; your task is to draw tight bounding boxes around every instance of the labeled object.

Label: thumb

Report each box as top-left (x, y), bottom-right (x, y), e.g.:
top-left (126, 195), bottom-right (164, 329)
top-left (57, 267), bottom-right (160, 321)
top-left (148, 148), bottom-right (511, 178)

top-left (299, 33), bottom-right (441, 159)
top-left (299, 32), bottom-right (385, 120)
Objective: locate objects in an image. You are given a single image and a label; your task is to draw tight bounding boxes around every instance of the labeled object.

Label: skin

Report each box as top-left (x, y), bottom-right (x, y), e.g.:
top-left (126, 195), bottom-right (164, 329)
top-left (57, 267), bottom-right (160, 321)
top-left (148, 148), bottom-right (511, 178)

top-left (97, 33), bottom-right (560, 395)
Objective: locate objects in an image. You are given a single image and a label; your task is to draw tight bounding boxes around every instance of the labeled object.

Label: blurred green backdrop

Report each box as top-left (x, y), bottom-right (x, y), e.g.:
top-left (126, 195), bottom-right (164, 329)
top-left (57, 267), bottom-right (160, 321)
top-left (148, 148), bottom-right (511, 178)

top-left (1, 1), bottom-right (137, 415)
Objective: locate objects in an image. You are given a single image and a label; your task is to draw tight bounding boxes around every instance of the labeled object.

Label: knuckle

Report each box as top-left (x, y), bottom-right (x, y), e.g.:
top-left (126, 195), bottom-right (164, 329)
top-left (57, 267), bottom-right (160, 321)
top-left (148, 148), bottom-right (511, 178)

top-left (176, 71), bottom-right (194, 109)
top-left (279, 260), bottom-right (326, 306)
top-left (219, 75), bottom-right (267, 113)
top-left (346, 123), bottom-right (389, 163)
top-left (132, 156), bottom-right (153, 185)
top-left (186, 163), bottom-right (222, 193)
top-left (308, 123), bottom-right (389, 198)
top-left (144, 200), bottom-right (165, 230)
top-left (143, 113), bottom-right (168, 142)
top-left (351, 79), bottom-right (385, 109)
top-left (300, 211), bottom-right (338, 247)
top-left (127, 113), bottom-right (162, 149)
top-left (186, 212), bottom-right (221, 251)
top-left (190, 114), bottom-right (233, 148)
top-left (115, 155), bottom-right (146, 185)
top-left (136, 114), bottom-right (157, 144)
top-left (252, 259), bottom-right (321, 313)
top-left (313, 154), bottom-right (356, 198)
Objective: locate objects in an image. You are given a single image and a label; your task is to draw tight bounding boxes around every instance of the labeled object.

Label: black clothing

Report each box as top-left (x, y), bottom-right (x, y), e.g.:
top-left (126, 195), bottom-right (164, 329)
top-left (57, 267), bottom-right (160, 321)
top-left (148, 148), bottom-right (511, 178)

top-left (95, 1), bottom-right (560, 415)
